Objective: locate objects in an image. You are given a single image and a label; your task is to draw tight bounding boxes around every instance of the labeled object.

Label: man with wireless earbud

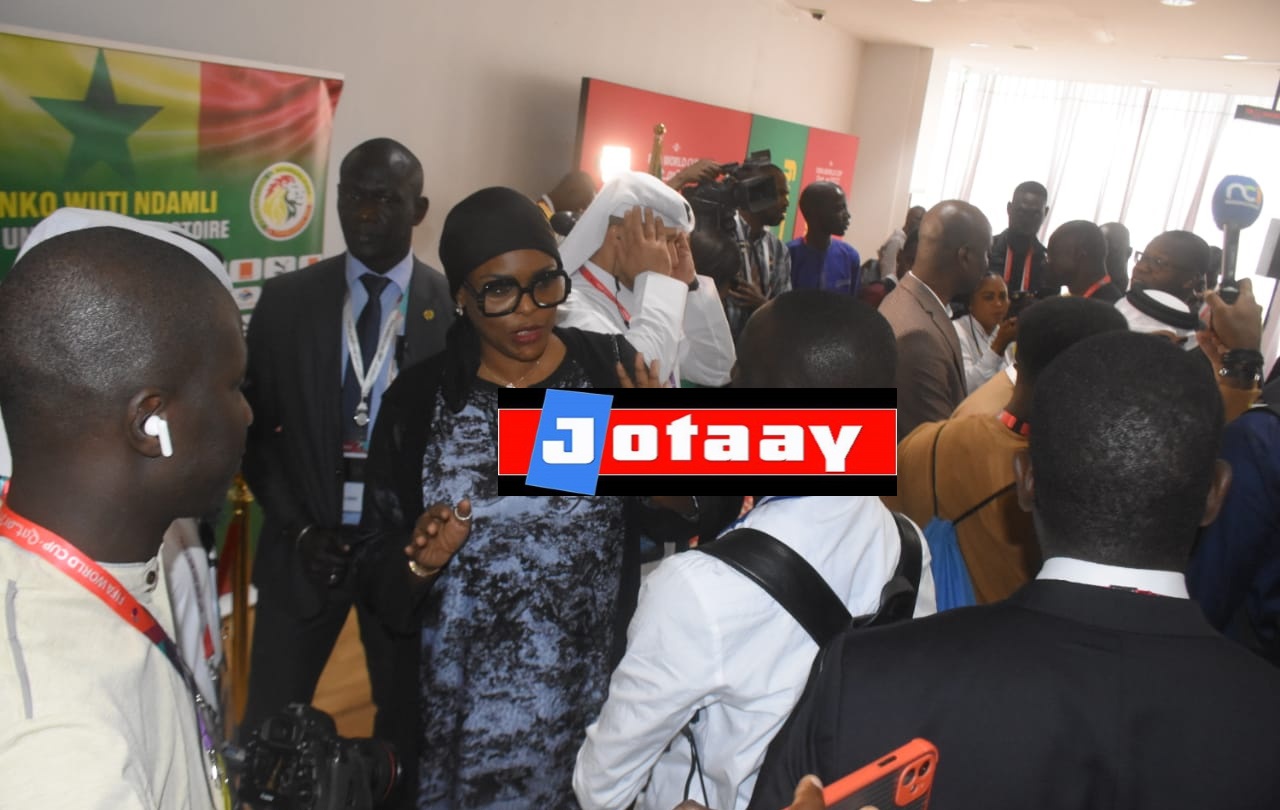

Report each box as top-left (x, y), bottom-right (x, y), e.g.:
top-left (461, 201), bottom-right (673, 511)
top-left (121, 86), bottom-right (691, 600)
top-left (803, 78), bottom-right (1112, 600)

top-left (0, 214), bottom-right (251, 809)
top-left (240, 137), bottom-right (453, 808)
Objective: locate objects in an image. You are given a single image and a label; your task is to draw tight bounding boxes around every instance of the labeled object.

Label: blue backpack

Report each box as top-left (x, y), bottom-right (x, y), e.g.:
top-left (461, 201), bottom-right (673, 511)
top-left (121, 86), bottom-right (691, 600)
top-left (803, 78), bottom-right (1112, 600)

top-left (922, 424), bottom-right (1016, 611)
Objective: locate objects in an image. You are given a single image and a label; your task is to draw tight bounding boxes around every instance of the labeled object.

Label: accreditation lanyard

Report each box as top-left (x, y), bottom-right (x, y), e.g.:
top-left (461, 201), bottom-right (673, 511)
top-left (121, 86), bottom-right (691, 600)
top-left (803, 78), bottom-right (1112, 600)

top-left (578, 265), bottom-right (631, 327)
top-left (734, 219), bottom-right (770, 289)
top-left (343, 292), bottom-right (403, 432)
top-left (1080, 274), bottom-right (1113, 299)
top-left (1003, 246), bottom-right (1033, 292)
top-left (0, 505), bottom-right (231, 809)
top-left (176, 541), bottom-right (222, 704)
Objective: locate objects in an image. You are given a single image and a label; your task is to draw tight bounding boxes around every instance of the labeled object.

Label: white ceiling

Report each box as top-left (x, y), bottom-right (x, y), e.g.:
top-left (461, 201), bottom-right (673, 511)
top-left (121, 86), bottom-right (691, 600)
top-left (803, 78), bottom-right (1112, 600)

top-left (792, 0), bottom-right (1280, 96)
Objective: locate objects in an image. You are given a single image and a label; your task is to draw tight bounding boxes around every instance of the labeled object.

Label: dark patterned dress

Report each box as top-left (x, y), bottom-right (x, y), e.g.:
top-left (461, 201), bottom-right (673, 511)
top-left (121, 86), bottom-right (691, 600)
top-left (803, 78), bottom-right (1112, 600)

top-left (417, 357), bottom-right (625, 809)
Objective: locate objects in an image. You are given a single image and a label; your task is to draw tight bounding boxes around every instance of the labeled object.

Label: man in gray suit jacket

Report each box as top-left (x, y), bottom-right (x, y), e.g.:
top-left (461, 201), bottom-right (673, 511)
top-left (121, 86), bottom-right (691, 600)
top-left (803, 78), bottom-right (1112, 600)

top-left (241, 138), bottom-right (452, 807)
top-left (878, 201), bottom-right (992, 439)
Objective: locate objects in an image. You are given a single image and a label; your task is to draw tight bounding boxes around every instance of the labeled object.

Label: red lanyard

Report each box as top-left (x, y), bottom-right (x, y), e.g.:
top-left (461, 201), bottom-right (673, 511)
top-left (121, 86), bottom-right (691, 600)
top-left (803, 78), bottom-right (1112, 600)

top-left (578, 265), bottom-right (632, 326)
top-left (999, 409), bottom-right (1031, 437)
top-left (1081, 274), bottom-right (1112, 299)
top-left (0, 504), bottom-right (228, 801)
top-left (1003, 246), bottom-right (1033, 292)
top-left (1, 505), bottom-right (176, 647)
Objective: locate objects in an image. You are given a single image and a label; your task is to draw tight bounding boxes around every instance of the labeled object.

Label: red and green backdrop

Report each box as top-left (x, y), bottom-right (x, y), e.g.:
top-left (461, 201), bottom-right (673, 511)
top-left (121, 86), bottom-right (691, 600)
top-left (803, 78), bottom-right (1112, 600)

top-left (0, 28), bottom-right (343, 322)
top-left (575, 78), bottom-right (860, 243)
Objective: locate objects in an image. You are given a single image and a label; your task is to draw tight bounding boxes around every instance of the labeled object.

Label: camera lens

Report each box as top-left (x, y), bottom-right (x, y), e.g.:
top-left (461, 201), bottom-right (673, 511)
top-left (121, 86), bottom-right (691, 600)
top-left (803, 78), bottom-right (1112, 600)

top-left (351, 738), bottom-right (401, 804)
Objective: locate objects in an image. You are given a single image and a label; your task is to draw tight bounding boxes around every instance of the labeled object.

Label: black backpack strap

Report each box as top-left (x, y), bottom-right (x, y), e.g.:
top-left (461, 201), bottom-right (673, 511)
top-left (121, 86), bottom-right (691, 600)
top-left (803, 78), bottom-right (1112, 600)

top-left (929, 416), bottom-right (1016, 528)
top-left (853, 513), bottom-right (922, 628)
top-left (699, 528), bottom-right (853, 647)
top-left (929, 424), bottom-right (945, 517)
top-left (952, 482), bottom-right (1018, 526)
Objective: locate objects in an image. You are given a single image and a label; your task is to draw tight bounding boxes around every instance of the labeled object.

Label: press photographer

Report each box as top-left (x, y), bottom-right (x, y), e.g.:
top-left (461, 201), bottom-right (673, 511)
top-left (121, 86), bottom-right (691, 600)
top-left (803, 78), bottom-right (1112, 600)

top-left (677, 153), bottom-right (792, 341)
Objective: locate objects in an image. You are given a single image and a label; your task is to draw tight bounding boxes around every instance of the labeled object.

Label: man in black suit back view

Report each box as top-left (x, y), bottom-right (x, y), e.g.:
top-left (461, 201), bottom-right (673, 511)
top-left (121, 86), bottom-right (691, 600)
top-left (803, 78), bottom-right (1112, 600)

top-left (750, 331), bottom-right (1280, 810)
top-left (240, 138), bottom-right (453, 807)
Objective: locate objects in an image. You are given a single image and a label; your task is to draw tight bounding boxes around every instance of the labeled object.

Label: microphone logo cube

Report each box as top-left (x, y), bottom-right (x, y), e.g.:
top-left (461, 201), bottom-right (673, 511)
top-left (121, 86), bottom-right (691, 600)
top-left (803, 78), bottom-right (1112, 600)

top-left (1213, 175), bottom-right (1263, 230)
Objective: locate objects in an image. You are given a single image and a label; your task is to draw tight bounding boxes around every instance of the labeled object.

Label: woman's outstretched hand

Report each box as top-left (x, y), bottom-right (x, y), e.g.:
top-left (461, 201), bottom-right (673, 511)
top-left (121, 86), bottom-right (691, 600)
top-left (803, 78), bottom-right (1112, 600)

top-left (405, 498), bottom-right (473, 578)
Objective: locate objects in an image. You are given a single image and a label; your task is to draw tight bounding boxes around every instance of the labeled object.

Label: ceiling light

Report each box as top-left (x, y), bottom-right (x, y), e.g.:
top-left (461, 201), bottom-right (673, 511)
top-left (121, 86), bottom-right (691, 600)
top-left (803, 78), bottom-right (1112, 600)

top-left (969, 42), bottom-right (990, 48)
top-left (1222, 54), bottom-right (1249, 61)
top-left (1141, 79), bottom-right (1159, 85)
top-left (1160, 0), bottom-right (1195, 7)
top-left (1013, 44), bottom-right (1037, 51)
top-left (910, 0), bottom-right (933, 4)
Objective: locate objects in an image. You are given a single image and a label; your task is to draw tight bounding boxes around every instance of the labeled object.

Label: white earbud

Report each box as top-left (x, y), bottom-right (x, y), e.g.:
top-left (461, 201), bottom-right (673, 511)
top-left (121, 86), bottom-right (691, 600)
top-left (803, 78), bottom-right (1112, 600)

top-left (143, 414), bottom-right (174, 458)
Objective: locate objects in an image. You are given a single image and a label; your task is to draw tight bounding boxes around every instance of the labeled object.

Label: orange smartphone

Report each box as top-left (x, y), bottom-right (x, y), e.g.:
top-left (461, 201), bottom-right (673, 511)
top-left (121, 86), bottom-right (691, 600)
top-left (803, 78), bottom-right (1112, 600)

top-left (822, 738), bottom-right (937, 809)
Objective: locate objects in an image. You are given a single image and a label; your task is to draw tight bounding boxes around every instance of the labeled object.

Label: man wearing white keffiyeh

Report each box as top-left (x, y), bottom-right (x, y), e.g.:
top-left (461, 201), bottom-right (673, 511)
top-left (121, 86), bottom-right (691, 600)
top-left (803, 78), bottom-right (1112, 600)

top-left (557, 171), bottom-right (735, 387)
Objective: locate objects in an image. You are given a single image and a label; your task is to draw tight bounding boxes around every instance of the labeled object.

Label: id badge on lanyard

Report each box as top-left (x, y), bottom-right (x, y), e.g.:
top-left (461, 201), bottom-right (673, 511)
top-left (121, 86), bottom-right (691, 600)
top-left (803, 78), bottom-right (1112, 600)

top-left (343, 292), bottom-right (404, 511)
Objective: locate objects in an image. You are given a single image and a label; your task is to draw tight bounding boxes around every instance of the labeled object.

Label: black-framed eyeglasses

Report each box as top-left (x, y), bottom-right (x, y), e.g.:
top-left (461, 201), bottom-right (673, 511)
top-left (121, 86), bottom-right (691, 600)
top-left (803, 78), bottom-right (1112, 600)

top-left (1134, 251), bottom-right (1177, 272)
top-left (462, 268), bottom-right (571, 316)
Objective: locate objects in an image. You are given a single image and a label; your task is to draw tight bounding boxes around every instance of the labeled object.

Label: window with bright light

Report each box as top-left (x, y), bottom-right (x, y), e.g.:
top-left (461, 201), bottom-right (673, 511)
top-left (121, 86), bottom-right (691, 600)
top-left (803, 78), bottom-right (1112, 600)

top-left (916, 66), bottom-right (1275, 310)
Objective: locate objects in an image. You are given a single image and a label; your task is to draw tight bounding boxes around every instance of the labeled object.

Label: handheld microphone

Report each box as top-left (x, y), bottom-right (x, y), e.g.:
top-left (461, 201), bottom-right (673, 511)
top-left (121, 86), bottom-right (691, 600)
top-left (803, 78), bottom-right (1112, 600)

top-left (1211, 175), bottom-right (1264, 304)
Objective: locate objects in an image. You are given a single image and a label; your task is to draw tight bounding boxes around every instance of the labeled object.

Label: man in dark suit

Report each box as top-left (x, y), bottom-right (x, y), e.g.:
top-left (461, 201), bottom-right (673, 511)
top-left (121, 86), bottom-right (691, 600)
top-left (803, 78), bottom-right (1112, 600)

top-left (879, 200), bottom-right (991, 438)
top-left (1046, 220), bottom-right (1124, 304)
top-left (750, 331), bottom-right (1280, 810)
top-left (989, 180), bottom-right (1052, 296)
top-left (241, 138), bottom-right (452, 801)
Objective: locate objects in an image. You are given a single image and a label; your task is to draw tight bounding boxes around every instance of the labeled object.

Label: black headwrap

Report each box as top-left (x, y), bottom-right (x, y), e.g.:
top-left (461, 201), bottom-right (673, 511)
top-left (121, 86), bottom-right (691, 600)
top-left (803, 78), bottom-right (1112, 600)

top-left (437, 187), bottom-right (565, 411)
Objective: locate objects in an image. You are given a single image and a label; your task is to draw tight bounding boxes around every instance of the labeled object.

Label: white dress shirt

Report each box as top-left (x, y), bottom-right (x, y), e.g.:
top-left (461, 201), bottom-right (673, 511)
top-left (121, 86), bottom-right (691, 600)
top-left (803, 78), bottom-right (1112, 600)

top-left (342, 251), bottom-right (413, 524)
top-left (953, 314), bottom-right (1015, 394)
top-left (557, 261), bottom-right (735, 387)
top-left (574, 496), bottom-right (937, 810)
top-left (342, 250), bottom-right (413, 431)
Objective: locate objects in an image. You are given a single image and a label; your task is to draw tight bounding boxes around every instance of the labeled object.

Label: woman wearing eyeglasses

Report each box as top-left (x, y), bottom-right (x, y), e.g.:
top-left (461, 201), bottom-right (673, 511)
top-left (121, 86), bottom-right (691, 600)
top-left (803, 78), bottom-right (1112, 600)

top-left (360, 186), bottom-right (658, 810)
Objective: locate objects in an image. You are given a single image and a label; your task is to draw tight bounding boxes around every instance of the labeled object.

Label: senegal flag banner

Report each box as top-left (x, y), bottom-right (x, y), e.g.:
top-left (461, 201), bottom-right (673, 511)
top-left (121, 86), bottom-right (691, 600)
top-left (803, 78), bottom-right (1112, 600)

top-left (0, 27), bottom-right (343, 320)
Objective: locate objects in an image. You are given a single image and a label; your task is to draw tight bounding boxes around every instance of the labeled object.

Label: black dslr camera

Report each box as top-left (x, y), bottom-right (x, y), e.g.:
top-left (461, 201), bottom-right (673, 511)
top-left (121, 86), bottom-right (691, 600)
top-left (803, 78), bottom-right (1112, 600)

top-left (681, 150), bottom-right (780, 238)
top-left (228, 703), bottom-right (400, 810)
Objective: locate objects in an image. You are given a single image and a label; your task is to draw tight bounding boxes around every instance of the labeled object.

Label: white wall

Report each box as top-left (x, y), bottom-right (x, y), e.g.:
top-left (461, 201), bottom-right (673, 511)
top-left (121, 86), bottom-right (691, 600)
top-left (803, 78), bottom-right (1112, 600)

top-left (845, 43), bottom-right (934, 259)
top-left (2, 0), bottom-right (865, 265)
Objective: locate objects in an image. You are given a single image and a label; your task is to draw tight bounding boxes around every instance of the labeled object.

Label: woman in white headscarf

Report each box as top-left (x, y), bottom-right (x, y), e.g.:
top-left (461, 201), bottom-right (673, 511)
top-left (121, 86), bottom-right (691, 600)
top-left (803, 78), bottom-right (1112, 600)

top-left (557, 171), bottom-right (735, 387)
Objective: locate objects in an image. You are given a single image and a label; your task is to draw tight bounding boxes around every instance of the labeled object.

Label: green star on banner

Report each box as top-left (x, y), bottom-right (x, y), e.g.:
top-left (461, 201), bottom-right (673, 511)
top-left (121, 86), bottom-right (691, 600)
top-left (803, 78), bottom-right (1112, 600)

top-left (33, 48), bottom-right (162, 182)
